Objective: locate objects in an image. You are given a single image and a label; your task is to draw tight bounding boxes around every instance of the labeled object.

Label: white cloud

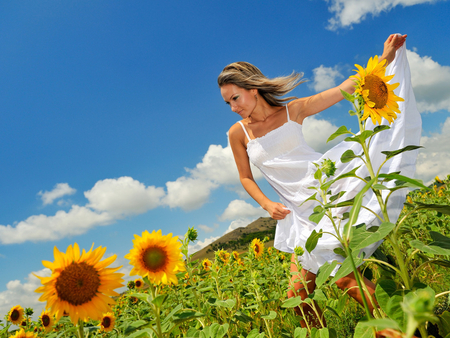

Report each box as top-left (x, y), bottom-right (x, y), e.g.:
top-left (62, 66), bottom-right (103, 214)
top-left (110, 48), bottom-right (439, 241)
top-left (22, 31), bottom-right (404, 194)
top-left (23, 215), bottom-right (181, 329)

top-left (0, 135), bottom-right (264, 243)
top-left (198, 224), bottom-right (216, 233)
top-left (302, 116), bottom-right (346, 153)
top-left (0, 206), bottom-right (113, 244)
top-left (415, 117), bottom-right (450, 184)
top-left (326, 0), bottom-right (440, 30)
top-left (407, 49), bottom-right (450, 113)
top-left (38, 183), bottom-right (76, 206)
top-left (0, 268), bottom-right (51, 322)
top-left (85, 176), bottom-right (165, 217)
top-left (188, 235), bottom-right (220, 254)
top-left (310, 65), bottom-right (344, 92)
top-left (219, 199), bottom-right (267, 221)
top-left (163, 177), bottom-right (218, 211)
top-left (224, 218), bottom-right (255, 234)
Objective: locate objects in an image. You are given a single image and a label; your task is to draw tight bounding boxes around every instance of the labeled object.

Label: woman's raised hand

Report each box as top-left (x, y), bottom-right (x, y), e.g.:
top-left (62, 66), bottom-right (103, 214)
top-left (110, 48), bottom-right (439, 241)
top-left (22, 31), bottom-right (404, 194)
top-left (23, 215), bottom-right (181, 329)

top-left (382, 34), bottom-right (407, 65)
top-left (266, 201), bottom-right (291, 220)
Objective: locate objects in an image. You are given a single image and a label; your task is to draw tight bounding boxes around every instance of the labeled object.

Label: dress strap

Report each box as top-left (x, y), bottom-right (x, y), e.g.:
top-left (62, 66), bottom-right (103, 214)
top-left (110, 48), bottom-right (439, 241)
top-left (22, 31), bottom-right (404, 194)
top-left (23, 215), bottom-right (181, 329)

top-left (238, 121), bottom-right (252, 142)
top-left (286, 105), bottom-right (290, 121)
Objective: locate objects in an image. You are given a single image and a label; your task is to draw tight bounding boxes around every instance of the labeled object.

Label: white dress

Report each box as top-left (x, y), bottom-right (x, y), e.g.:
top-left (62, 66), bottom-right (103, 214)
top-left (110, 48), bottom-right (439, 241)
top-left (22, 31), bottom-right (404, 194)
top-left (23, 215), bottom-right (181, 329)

top-left (238, 44), bottom-right (422, 274)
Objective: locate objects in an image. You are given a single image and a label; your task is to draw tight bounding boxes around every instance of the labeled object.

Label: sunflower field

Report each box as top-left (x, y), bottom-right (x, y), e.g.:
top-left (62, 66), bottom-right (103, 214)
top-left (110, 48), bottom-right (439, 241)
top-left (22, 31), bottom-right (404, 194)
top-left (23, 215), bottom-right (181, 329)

top-left (1, 174), bottom-right (449, 338)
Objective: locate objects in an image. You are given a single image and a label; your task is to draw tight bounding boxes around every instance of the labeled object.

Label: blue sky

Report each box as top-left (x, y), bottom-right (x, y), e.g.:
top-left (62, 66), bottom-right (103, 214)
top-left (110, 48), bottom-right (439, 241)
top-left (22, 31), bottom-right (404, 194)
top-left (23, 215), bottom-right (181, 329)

top-left (1, 0), bottom-right (450, 318)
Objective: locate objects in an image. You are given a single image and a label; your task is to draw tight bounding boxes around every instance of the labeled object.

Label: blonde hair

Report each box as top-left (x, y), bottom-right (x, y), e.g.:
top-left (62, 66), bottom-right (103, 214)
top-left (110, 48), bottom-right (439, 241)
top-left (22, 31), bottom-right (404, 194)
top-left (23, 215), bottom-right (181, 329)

top-left (217, 61), bottom-right (306, 107)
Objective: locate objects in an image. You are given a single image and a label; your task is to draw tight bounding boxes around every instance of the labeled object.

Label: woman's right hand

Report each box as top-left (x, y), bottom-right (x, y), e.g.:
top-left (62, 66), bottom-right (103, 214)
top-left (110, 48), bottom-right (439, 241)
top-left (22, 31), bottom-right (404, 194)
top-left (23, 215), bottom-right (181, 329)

top-left (266, 201), bottom-right (291, 220)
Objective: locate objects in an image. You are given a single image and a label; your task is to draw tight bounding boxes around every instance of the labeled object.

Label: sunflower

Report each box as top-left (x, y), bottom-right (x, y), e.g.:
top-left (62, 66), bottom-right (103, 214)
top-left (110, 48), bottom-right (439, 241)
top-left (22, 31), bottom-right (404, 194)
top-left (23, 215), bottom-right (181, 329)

top-left (134, 278), bottom-right (144, 289)
top-left (99, 312), bottom-right (115, 332)
top-left (202, 258), bottom-right (212, 271)
top-left (125, 230), bottom-right (185, 285)
top-left (40, 310), bottom-right (54, 333)
top-left (352, 55), bottom-right (404, 125)
top-left (11, 328), bottom-right (26, 338)
top-left (8, 305), bottom-right (24, 325)
top-left (250, 238), bottom-right (264, 258)
top-left (231, 251), bottom-right (240, 261)
top-left (215, 249), bottom-right (230, 265)
top-left (34, 243), bottom-right (124, 325)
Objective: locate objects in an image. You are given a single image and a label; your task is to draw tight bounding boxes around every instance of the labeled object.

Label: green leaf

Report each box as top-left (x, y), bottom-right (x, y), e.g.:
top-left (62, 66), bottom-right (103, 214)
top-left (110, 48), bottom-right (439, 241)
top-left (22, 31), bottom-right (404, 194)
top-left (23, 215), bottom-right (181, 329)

top-left (321, 166), bottom-right (361, 191)
top-left (430, 231), bottom-right (450, 248)
top-left (357, 318), bottom-right (401, 331)
top-left (386, 295), bottom-right (406, 330)
top-left (261, 311), bottom-right (277, 320)
top-left (325, 197), bottom-right (355, 209)
top-left (375, 279), bottom-right (397, 312)
top-left (152, 294), bottom-right (168, 308)
top-left (437, 311), bottom-right (450, 338)
top-left (214, 299), bottom-right (236, 308)
top-left (410, 240), bottom-right (450, 256)
top-left (247, 328), bottom-right (265, 338)
top-left (309, 209), bottom-right (326, 224)
top-left (414, 202), bottom-right (450, 215)
top-left (311, 289), bottom-right (328, 302)
top-left (341, 149), bottom-right (360, 163)
top-left (316, 261), bottom-right (338, 288)
top-left (340, 89), bottom-right (355, 103)
top-left (234, 311), bottom-right (254, 323)
top-left (126, 328), bottom-right (154, 338)
top-left (346, 177), bottom-right (376, 233)
top-left (327, 125), bottom-right (352, 143)
top-left (372, 125), bottom-right (391, 135)
top-left (318, 327), bottom-right (330, 338)
top-left (314, 168), bottom-right (322, 180)
top-left (372, 184), bottom-right (389, 190)
top-left (306, 230), bottom-right (323, 253)
top-left (329, 191), bottom-right (346, 203)
top-left (378, 173), bottom-right (430, 190)
top-left (172, 311), bottom-right (205, 325)
top-left (281, 296), bottom-right (303, 308)
top-left (331, 250), bottom-right (363, 284)
top-left (350, 222), bottom-right (395, 251)
top-left (345, 130), bottom-right (373, 145)
top-left (124, 320), bottom-right (148, 335)
top-left (300, 193), bottom-right (318, 207)
top-left (353, 322), bottom-right (375, 338)
top-left (333, 247), bottom-right (347, 258)
top-left (294, 327), bottom-right (308, 338)
top-left (381, 145), bottom-right (423, 160)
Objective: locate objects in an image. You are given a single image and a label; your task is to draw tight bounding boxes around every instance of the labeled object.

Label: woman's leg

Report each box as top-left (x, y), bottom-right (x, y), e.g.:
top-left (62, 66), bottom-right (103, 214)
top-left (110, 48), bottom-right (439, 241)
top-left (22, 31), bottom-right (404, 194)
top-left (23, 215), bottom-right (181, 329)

top-left (287, 254), bottom-right (325, 328)
top-left (335, 270), bottom-right (376, 313)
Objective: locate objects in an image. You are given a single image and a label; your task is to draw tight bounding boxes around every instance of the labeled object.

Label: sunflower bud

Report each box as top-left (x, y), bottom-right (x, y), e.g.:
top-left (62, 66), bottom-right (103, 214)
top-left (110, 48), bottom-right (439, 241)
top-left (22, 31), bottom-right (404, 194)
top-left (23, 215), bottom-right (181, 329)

top-left (294, 246), bottom-right (305, 257)
top-left (320, 159), bottom-right (337, 178)
top-left (187, 227), bottom-right (198, 242)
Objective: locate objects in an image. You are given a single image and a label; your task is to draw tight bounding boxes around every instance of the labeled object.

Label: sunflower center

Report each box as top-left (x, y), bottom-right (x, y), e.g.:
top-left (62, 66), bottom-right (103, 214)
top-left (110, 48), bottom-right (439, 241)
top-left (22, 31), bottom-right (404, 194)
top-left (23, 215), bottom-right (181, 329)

top-left (142, 246), bottom-right (167, 271)
top-left (102, 316), bottom-right (111, 328)
top-left (10, 309), bottom-right (20, 321)
top-left (42, 315), bottom-right (50, 327)
top-left (362, 74), bottom-right (388, 108)
top-left (254, 245), bottom-right (260, 253)
top-left (135, 280), bottom-right (142, 287)
top-left (55, 262), bottom-right (100, 306)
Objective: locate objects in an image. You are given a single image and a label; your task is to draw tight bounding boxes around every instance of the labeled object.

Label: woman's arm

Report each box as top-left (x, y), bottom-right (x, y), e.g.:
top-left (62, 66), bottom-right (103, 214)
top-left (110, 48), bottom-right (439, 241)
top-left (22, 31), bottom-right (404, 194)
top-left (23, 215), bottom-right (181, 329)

top-left (290, 34), bottom-right (407, 123)
top-left (228, 123), bottom-right (291, 220)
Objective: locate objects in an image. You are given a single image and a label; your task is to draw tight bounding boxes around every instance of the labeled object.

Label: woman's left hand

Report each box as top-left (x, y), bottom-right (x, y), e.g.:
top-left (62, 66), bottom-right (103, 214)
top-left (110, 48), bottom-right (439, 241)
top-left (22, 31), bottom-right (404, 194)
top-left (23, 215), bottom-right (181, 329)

top-left (381, 34), bottom-right (407, 65)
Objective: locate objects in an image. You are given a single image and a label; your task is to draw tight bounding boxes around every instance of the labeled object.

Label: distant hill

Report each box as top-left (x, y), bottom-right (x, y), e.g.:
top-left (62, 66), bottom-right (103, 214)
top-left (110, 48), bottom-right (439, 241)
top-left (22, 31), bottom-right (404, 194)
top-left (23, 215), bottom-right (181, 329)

top-left (191, 217), bottom-right (277, 262)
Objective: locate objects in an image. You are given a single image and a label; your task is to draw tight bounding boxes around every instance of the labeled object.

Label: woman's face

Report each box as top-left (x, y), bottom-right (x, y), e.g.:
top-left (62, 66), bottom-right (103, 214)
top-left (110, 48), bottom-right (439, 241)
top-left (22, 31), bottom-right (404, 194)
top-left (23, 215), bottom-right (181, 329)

top-left (220, 84), bottom-right (257, 119)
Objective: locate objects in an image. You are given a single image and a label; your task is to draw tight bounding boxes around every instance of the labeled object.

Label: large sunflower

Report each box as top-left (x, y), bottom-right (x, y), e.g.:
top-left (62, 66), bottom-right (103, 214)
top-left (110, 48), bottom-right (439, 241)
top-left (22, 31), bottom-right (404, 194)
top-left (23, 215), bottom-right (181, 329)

top-left (352, 55), bottom-right (404, 125)
top-left (34, 243), bottom-right (124, 325)
top-left (125, 230), bottom-right (185, 285)
top-left (99, 312), bottom-right (116, 332)
top-left (250, 238), bottom-right (264, 258)
top-left (40, 310), bottom-right (54, 333)
top-left (8, 305), bottom-right (24, 325)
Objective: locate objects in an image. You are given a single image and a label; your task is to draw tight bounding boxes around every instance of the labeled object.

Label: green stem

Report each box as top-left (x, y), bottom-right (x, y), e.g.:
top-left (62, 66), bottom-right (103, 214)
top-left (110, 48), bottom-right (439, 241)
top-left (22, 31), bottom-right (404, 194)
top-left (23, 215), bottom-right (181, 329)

top-left (76, 319), bottom-right (84, 338)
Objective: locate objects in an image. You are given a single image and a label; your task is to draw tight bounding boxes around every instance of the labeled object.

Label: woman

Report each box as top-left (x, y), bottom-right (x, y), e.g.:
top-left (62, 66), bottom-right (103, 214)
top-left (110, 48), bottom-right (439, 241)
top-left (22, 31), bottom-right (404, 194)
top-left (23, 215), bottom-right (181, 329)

top-left (218, 34), bottom-right (420, 327)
